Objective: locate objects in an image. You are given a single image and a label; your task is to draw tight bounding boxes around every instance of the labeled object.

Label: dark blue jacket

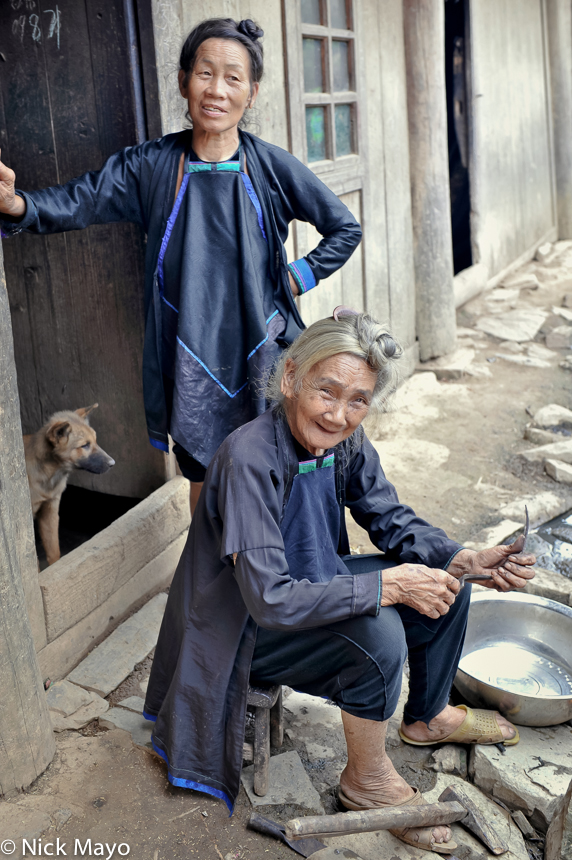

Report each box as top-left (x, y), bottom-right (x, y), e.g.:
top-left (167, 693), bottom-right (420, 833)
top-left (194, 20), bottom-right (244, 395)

top-left (143, 407), bottom-right (462, 811)
top-left (1, 131), bottom-right (362, 449)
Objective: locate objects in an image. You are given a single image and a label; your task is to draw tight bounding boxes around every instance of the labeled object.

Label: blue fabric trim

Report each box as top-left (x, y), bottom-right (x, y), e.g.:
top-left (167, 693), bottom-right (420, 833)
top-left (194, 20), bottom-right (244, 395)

top-left (149, 437), bottom-right (169, 453)
top-left (161, 295), bottom-right (179, 314)
top-left (246, 333), bottom-right (269, 361)
top-left (240, 173), bottom-right (267, 240)
top-left (176, 309), bottom-right (280, 397)
top-left (376, 571), bottom-right (382, 616)
top-left (143, 710), bottom-right (158, 722)
top-left (0, 228), bottom-right (9, 239)
top-left (151, 740), bottom-right (233, 815)
top-left (157, 172), bottom-right (190, 292)
top-left (176, 337), bottom-right (248, 398)
top-left (444, 547), bottom-right (466, 570)
top-left (288, 258), bottom-right (317, 294)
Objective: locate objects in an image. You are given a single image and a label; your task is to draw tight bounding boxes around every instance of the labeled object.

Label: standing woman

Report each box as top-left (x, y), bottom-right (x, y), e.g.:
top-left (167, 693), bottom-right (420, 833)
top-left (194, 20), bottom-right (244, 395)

top-left (0, 18), bottom-right (361, 512)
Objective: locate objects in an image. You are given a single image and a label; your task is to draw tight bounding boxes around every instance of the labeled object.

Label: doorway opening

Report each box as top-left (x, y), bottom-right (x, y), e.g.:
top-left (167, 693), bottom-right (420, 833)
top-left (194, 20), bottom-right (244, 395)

top-left (445, 0), bottom-right (472, 274)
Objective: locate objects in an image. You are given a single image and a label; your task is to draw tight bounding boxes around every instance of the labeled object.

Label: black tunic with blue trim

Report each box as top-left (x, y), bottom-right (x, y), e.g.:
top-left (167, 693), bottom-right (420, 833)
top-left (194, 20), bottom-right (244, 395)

top-left (1, 130), bottom-right (362, 467)
top-left (143, 407), bottom-right (461, 812)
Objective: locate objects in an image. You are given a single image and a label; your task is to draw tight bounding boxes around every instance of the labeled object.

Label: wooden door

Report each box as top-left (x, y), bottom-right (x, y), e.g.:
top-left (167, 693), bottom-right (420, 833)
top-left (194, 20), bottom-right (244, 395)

top-left (0, 0), bottom-right (167, 498)
top-left (467, 0), bottom-right (557, 281)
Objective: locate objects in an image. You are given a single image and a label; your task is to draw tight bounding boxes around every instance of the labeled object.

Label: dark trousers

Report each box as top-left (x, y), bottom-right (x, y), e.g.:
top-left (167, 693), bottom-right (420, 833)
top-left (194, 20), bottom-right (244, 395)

top-left (250, 554), bottom-right (471, 725)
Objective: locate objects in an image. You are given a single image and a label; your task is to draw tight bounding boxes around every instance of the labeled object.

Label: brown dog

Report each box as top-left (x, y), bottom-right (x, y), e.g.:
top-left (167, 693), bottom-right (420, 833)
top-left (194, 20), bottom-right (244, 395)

top-left (24, 404), bottom-right (115, 565)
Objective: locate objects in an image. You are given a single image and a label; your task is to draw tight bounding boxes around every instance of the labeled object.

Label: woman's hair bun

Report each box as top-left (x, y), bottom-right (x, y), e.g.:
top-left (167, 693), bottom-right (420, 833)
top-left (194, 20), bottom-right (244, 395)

top-left (237, 19), bottom-right (264, 41)
top-left (377, 332), bottom-right (398, 359)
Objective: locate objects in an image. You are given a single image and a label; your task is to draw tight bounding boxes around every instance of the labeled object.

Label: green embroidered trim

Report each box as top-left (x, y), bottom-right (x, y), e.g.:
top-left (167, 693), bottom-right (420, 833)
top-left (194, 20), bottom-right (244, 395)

top-left (187, 161), bottom-right (241, 174)
top-left (298, 454), bottom-right (335, 474)
top-left (298, 460), bottom-right (316, 474)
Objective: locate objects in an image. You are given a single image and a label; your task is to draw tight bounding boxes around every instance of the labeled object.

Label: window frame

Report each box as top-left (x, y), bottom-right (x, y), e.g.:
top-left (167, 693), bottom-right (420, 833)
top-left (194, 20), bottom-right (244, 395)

top-left (284, 0), bottom-right (365, 193)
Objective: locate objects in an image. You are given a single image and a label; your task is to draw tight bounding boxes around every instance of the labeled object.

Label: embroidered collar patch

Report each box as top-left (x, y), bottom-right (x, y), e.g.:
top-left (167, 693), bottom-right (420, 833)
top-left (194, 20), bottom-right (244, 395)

top-left (298, 453), bottom-right (335, 474)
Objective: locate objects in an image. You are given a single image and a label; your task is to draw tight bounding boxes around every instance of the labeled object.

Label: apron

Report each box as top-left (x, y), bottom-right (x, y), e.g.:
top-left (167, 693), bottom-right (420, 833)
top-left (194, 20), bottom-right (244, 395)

top-left (280, 451), bottom-right (351, 581)
top-left (156, 144), bottom-right (285, 467)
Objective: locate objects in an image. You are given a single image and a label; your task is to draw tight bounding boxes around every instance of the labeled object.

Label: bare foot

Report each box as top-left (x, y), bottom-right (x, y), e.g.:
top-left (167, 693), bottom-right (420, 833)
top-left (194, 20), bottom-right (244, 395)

top-left (340, 750), bottom-right (452, 845)
top-left (400, 704), bottom-right (517, 743)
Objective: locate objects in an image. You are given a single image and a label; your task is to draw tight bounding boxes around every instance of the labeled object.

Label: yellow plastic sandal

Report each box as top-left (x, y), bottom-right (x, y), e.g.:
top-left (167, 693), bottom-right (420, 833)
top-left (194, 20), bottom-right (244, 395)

top-left (399, 705), bottom-right (519, 747)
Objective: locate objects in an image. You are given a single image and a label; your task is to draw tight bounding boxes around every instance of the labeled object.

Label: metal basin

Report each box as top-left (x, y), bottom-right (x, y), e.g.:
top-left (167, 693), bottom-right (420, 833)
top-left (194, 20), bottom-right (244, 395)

top-left (454, 591), bottom-right (572, 726)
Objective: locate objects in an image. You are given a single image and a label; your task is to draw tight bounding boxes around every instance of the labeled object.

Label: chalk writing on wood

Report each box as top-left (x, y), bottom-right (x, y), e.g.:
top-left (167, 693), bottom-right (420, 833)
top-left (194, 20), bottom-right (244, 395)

top-left (11, 5), bottom-right (61, 49)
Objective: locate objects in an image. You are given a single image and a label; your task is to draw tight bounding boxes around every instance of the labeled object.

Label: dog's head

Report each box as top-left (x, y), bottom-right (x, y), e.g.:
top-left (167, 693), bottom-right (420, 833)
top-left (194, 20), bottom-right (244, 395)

top-left (46, 404), bottom-right (115, 474)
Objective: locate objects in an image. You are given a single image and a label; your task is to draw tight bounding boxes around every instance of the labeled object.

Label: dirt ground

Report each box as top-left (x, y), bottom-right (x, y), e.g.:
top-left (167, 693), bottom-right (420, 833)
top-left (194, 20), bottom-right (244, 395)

top-left (3, 245), bottom-right (572, 860)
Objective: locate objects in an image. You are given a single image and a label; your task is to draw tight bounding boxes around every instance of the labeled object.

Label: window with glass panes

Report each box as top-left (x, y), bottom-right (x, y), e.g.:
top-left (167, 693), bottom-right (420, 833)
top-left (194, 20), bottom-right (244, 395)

top-left (300, 0), bottom-right (357, 163)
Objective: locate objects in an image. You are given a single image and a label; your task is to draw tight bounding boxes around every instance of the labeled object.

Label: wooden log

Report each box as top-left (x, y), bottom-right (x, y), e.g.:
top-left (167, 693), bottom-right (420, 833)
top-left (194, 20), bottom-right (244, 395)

top-left (403, 0), bottom-right (456, 361)
top-left (38, 475), bottom-right (190, 643)
top-left (0, 242), bottom-right (55, 793)
top-left (285, 801), bottom-right (466, 840)
top-left (439, 784), bottom-right (508, 855)
top-left (253, 707), bottom-right (270, 797)
top-left (270, 687), bottom-right (284, 749)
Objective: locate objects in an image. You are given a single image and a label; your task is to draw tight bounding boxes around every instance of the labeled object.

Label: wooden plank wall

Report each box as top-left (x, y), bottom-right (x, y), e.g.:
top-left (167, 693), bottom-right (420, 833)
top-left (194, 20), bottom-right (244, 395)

top-left (361, 0), bottom-right (416, 354)
top-left (0, 0), bottom-right (168, 498)
top-left (468, 0), bottom-right (557, 280)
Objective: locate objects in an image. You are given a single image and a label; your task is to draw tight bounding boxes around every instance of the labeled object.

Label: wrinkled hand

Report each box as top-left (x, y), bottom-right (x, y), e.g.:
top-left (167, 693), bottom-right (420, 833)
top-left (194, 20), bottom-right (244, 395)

top-left (380, 563), bottom-right (460, 619)
top-left (0, 150), bottom-right (25, 217)
top-left (447, 545), bottom-right (536, 592)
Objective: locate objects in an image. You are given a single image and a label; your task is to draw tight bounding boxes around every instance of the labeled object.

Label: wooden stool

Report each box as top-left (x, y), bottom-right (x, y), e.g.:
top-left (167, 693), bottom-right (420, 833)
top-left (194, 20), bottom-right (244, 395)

top-left (247, 684), bottom-right (284, 796)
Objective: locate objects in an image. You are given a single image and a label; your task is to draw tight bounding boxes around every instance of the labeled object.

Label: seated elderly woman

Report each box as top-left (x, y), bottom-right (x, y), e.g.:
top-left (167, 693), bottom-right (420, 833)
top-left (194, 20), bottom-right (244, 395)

top-left (144, 311), bottom-right (535, 853)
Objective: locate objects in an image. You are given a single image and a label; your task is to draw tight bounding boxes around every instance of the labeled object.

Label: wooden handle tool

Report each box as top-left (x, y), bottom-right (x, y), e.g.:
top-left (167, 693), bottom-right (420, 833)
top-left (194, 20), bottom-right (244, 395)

top-left (285, 801), bottom-right (467, 841)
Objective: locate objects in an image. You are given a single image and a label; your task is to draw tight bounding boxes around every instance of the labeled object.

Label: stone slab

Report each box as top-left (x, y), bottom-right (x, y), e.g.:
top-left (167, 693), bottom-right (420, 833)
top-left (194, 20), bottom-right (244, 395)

top-left (424, 774), bottom-right (529, 860)
top-left (546, 325), bottom-right (572, 349)
top-left (496, 352), bottom-right (551, 368)
top-left (525, 425), bottom-right (562, 445)
top-left (472, 520), bottom-right (523, 549)
top-left (546, 459), bottom-right (572, 484)
top-left (523, 566), bottom-right (572, 605)
top-left (241, 750), bottom-right (324, 813)
top-left (99, 707), bottom-right (153, 750)
top-left (503, 272), bottom-right (541, 290)
top-left (67, 593), bottom-right (167, 696)
top-left (475, 308), bottom-right (548, 342)
top-left (499, 491), bottom-right (569, 526)
top-left (50, 690), bottom-right (109, 732)
top-left (46, 680), bottom-right (92, 716)
top-left (116, 696), bottom-right (145, 714)
top-left (553, 305), bottom-right (572, 322)
top-left (534, 403), bottom-right (572, 428)
top-left (470, 723), bottom-right (572, 832)
top-left (39, 476), bottom-right (189, 642)
top-left (37, 532), bottom-right (185, 682)
top-left (430, 744), bottom-right (467, 777)
top-left (520, 439), bottom-right (572, 464)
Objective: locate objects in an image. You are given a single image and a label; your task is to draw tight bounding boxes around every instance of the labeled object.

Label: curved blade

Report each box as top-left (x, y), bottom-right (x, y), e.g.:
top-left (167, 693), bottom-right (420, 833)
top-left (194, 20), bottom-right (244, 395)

top-left (507, 505), bottom-right (529, 556)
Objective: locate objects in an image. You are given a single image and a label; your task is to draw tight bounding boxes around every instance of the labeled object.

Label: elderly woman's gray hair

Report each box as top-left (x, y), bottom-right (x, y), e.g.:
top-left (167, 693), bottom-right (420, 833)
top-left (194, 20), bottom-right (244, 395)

top-left (267, 311), bottom-right (402, 412)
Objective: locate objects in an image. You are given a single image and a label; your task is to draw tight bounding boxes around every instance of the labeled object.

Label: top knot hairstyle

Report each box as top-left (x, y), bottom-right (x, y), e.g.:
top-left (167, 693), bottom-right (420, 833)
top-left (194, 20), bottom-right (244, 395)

top-left (266, 311), bottom-right (403, 414)
top-left (179, 17), bottom-right (264, 88)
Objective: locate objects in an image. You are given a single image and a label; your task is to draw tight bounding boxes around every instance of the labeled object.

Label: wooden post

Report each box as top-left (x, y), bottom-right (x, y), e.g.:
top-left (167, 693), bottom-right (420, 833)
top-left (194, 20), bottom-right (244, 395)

top-left (0, 241), bottom-right (55, 793)
top-left (546, 0), bottom-right (572, 239)
top-left (403, 0), bottom-right (457, 361)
